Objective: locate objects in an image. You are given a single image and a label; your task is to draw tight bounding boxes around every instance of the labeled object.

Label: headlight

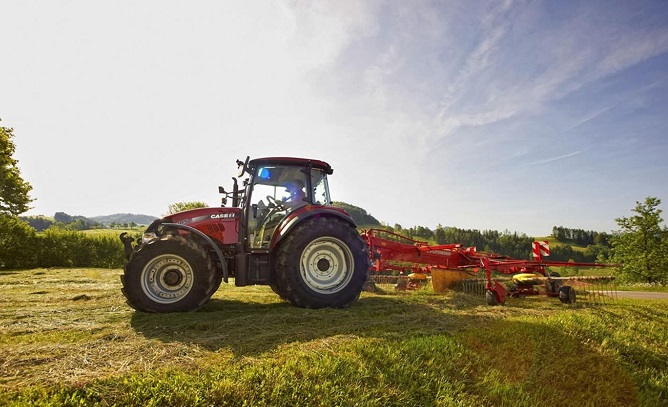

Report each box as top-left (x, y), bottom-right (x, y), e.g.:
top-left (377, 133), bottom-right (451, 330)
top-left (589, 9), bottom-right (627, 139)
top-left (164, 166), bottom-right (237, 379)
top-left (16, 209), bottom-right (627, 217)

top-left (142, 232), bottom-right (158, 243)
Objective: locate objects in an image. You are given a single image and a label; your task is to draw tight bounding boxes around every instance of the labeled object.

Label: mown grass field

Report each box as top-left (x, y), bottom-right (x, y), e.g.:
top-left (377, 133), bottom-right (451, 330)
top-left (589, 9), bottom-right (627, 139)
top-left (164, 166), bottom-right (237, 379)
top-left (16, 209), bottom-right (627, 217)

top-left (0, 268), bottom-right (666, 406)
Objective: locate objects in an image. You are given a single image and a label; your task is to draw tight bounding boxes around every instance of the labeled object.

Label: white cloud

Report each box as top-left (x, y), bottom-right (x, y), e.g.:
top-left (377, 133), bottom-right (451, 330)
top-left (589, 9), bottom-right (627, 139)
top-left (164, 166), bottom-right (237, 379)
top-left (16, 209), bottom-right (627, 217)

top-left (526, 151), bottom-right (583, 166)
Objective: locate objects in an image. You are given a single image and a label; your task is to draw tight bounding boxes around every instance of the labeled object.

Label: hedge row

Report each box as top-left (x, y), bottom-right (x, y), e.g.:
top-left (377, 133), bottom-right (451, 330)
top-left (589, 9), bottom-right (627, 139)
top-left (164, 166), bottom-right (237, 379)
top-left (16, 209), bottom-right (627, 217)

top-left (0, 214), bottom-right (131, 269)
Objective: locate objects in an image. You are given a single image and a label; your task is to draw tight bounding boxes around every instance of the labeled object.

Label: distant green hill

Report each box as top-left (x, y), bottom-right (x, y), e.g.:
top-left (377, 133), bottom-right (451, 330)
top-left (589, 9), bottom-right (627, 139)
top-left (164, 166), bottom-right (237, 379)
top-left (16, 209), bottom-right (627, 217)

top-left (332, 202), bottom-right (381, 227)
top-left (533, 236), bottom-right (587, 252)
top-left (91, 213), bottom-right (158, 227)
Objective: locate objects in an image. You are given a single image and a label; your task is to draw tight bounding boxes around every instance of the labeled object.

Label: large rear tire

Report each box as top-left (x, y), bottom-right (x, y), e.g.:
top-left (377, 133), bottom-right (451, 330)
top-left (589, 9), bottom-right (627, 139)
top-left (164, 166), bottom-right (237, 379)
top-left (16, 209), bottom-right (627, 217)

top-left (275, 217), bottom-right (369, 308)
top-left (121, 235), bottom-right (218, 312)
top-left (269, 276), bottom-right (288, 300)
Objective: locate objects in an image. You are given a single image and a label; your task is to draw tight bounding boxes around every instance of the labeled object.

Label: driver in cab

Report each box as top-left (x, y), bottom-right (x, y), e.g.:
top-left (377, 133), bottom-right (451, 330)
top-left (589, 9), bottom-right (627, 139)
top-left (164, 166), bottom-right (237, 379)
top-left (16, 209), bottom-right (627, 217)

top-left (283, 179), bottom-right (306, 211)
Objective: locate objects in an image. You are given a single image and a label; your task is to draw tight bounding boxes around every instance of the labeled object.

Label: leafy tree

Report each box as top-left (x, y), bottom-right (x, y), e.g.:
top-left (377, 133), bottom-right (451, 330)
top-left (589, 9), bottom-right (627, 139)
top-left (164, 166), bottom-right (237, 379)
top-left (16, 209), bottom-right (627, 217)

top-left (609, 197), bottom-right (668, 284)
top-left (0, 213), bottom-right (38, 268)
top-left (19, 215), bottom-right (54, 231)
top-left (167, 201), bottom-right (209, 215)
top-left (0, 121), bottom-right (33, 215)
top-left (586, 243), bottom-right (610, 261)
top-left (434, 225), bottom-right (447, 244)
top-left (51, 212), bottom-right (102, 230)
top-left (54, 212), bottom-right (74, 224)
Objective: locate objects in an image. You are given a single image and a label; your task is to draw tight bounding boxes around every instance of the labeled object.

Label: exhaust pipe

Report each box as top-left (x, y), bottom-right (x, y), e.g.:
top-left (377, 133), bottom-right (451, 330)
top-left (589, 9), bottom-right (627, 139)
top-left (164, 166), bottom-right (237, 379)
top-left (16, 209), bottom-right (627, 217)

top-left (119, 233), bottom-right (135, 260)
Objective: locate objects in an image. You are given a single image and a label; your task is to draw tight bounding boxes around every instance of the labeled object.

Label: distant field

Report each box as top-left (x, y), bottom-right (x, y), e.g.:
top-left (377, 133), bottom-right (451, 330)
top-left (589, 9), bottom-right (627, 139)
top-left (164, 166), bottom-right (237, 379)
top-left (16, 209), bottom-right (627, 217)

top-left (544, 265), bottom-right (614, 276)
top-left (82, 228), bottom-right (144, 236)
top-left (533, 236), bottom-right (588, 252)
top-left (1, 268), bottom-right (666, 406)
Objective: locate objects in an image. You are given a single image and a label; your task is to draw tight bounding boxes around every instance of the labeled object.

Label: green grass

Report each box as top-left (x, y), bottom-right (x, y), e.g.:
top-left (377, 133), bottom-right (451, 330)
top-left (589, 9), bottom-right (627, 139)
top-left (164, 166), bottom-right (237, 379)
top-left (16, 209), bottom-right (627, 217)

top-left (615, 282), bottom-right (668, 292)
top-left (0, 268), bottom-right (666, 406)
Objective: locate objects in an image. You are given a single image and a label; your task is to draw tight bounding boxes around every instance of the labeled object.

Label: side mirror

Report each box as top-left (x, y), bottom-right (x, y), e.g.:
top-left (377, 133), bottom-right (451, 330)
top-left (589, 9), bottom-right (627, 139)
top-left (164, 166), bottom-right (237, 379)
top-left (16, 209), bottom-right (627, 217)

top-left (236, 156), bottom-right (250, 177)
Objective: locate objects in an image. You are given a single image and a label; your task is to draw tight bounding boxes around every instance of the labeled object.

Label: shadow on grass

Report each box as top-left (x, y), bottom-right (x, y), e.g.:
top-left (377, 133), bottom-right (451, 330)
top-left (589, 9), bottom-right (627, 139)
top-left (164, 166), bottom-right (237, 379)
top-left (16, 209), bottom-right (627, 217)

top-left (129, 293), bottom-right (492, 356)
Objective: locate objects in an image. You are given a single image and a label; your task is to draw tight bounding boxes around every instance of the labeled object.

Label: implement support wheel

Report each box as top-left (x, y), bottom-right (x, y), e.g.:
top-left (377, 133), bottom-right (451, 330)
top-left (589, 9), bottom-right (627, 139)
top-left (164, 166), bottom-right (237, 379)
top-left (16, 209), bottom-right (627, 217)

top-left (558, 285), bottom-right (576, 304)
top-left (486, 290), bottom-right (499, 306)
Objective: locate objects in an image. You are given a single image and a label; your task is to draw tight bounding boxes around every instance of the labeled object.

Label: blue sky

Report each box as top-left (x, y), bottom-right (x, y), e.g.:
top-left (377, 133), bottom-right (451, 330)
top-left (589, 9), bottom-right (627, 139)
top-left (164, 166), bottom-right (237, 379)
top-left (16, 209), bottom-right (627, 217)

top-left (1, 0), bottom-right (667, 236)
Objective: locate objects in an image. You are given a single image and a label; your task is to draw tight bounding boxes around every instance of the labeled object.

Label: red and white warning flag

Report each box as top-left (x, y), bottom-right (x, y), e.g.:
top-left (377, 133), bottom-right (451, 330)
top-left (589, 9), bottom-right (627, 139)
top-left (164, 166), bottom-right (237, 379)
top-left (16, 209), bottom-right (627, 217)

top-left (532, 241), bottom-right (550, 258)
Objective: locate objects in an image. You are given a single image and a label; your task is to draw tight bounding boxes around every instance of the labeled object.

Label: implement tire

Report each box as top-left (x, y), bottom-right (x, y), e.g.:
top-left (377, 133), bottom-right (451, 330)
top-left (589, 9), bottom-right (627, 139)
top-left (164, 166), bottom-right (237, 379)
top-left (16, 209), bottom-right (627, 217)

top-left (486, 290), bottom-right (499, 306)
top-left (558, 285), bottom-right (576, 304)
top-left (545, 271), bottom-right (562, 295)
top-left (121, 235), bottom-right (217, 312)
top-left (275, 217), bottom-right (369, 308)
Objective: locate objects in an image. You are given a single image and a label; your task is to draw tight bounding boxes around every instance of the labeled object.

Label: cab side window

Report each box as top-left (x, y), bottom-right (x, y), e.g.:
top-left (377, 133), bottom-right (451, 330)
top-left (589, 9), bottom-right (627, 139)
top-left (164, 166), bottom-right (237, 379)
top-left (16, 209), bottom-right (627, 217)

top-left (311, 169), bottom-right (330, 206)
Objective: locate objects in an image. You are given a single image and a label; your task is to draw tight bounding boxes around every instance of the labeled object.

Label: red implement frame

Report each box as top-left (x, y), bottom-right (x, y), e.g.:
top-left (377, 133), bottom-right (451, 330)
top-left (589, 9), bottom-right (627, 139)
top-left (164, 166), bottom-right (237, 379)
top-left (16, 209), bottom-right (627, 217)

top-left (362, 229), bottom-right (477, 273)
top-left (361, 229), bottom-right (616, 304)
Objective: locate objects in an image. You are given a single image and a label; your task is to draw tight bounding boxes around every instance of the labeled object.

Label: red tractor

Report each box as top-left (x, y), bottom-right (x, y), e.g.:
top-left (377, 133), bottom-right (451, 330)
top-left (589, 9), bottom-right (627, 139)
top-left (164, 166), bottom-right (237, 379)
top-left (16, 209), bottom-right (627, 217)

top-left (120, 156), bottom-right (370, 312)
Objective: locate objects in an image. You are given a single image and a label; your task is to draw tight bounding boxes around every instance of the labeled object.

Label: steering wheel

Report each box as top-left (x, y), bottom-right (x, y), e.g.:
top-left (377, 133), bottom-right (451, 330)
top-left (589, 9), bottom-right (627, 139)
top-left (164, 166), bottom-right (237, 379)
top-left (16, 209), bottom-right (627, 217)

top-left (266, 195), bottom-right (286, 211)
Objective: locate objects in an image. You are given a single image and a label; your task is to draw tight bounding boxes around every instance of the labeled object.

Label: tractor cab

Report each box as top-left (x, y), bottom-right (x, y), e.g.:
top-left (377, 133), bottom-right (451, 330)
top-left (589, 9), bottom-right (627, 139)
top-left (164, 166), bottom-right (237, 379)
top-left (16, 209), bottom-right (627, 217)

top-left (239, 157), bottom-right (333, 249)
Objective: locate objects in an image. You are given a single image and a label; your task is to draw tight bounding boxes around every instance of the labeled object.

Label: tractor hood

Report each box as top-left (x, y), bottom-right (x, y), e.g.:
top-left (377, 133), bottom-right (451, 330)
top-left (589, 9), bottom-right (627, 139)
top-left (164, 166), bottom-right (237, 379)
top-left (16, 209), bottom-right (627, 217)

top-left (147, 206), bottom-right (242, 246)
top-left (164, 207), bottom-right (241, 226)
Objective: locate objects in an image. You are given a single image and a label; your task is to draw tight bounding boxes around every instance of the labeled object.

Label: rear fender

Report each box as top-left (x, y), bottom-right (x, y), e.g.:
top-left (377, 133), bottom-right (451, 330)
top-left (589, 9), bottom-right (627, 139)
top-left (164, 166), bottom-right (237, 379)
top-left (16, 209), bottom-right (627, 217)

top-left (270, 206), bottom-right (357, 248)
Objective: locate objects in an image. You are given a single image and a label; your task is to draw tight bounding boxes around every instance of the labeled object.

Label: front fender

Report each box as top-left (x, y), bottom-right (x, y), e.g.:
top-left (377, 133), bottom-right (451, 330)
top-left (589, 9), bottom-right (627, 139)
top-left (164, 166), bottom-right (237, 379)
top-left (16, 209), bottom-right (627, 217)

top-left (161, 223), bottom-right (229, 283)
top-left (270, 206), bottom-right (357, 248)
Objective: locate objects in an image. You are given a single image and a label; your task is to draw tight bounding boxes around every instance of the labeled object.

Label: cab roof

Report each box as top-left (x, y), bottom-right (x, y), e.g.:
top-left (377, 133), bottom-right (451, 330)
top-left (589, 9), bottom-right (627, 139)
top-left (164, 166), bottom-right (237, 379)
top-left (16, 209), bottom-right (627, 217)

top-left (248, 157), bottom-right (333, 174)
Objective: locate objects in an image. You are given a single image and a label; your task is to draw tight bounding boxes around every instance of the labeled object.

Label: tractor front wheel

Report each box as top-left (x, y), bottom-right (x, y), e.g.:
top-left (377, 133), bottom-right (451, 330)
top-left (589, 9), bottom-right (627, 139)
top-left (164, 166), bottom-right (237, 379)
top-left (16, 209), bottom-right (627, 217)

top-left (121, 235), bottom-right (218, 312)
top-left (275, 217), bottom-right (369, 308)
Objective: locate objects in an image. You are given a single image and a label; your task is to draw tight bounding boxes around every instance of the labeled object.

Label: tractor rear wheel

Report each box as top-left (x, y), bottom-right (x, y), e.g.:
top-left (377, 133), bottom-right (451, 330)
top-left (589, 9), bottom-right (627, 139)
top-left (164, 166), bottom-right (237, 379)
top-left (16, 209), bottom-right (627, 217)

top-left (275, 217), bottom-right (369, 308)
top-left (269, 276), bottom-right (287, 300)
top-left (121, 235), bottom-right (218, 312)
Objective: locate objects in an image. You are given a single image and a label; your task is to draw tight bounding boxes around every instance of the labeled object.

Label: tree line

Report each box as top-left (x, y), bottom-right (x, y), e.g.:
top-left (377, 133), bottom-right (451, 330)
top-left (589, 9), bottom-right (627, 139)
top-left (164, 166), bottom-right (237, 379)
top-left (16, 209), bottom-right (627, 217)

top-left (20, 212), bottom-right (105, 231)
top-left (551, 226), bottom-right (611, 246)
top-left (19, 213), bottom-right (141, 231)
top-left (386, 224), bottom-right (536, 261)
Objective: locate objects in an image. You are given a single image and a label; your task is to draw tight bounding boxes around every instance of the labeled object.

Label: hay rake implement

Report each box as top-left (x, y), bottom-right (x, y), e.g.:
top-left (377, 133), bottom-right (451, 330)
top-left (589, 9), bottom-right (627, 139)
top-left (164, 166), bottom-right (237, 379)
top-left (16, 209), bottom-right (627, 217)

top-left (460, 275), bottom-right (618, 305)
top-left (361, 229), bottom-right (618, 305)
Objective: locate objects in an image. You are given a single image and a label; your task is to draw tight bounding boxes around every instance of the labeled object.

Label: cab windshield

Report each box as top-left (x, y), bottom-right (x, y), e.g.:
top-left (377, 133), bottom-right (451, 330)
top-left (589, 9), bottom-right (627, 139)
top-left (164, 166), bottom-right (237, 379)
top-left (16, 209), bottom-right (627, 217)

top-left (246, 165), bottom-right (331, 248)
